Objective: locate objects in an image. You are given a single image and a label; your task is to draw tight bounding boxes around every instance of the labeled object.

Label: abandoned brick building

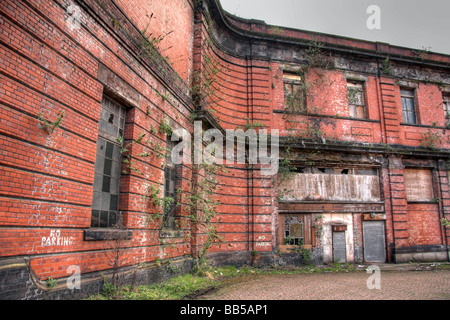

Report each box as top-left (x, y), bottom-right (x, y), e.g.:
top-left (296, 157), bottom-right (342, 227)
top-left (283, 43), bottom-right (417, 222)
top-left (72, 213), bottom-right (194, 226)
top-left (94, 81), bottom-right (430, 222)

top-left (1, 0), bottom-right (449, 299)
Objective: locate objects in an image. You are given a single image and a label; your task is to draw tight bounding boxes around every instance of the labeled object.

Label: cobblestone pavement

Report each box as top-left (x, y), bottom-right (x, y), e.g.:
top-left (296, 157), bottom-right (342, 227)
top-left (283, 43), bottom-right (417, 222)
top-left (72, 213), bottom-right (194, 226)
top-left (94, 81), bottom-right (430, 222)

top-left (198, 268), bottom-right (450, 300)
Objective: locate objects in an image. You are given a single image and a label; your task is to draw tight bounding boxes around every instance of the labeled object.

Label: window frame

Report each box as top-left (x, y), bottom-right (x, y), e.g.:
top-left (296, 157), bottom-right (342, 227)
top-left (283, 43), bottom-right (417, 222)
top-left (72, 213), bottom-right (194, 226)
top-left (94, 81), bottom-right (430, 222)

top-left (283, 72), bottom-right (307, 113)
top-left (347, 80), bottom-right (367, 119)
top-left (404, 168), bottom-right (434, 202)
top-left (284, 216), bottom-right (304, 246)
top-left (401, 88), bottom-right (418, 125)
top-left (162, 137), bottom-right (179, 229)
top-left (91, 96), bottom-right (127, 229)
top-left (443, 94), bottom-right (450, 121)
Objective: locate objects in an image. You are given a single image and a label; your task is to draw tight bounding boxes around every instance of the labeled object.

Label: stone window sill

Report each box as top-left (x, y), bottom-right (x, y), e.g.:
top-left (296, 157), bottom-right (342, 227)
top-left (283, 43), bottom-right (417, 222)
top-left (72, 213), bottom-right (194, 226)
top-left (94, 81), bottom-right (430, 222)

top-left (406, 201), bottom-right (439, 204)
top-left (159, 230), bottom-right (184, 239)
top-left (84, 228), bottom-right (133, 241)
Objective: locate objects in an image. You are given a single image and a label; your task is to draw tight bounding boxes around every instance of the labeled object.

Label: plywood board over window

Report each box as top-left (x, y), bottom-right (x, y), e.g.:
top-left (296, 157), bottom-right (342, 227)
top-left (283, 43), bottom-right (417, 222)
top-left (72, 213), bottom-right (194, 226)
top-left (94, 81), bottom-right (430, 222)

top-left (278, 167), bottom-right (381, 202)
top-left (404, 168), bottom-right (433, 201)
top-left (283, 72), bottom-right (306, 113)
top-left (443, 94), bottom-right (450, 121)
top-left (347, 81), bottom-right (366, 119)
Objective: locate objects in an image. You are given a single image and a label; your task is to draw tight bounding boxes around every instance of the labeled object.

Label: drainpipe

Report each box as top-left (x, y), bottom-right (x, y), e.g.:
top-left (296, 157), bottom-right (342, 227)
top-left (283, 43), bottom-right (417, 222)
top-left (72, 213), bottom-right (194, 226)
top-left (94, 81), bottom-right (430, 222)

top-left (246, 53), bottom-right (251, 254)
top-left (375, 57), bottom-right (387, 145)
top-left (246, 39), bottom-right (256, 256)
top-left (376, 56), bottom-right (395, 262)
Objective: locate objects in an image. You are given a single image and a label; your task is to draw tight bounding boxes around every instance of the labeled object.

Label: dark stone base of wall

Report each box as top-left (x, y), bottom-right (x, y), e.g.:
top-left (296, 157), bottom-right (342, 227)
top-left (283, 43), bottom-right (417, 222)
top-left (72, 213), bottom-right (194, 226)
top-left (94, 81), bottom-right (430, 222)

top-left (394, 245), bottom-right (449, 263)
top-left (4, 246), bottom-right (447, 299)
top-left (0, 256), bottom-right (193, 300)
top-left (206, 251), bottom-right (253, 268)
top-left (0, 250), bottom-right (314, 300)
top-left (206, 249), bottom-right (324, 268)
top-left (272, 248), bottom-right (324, 266)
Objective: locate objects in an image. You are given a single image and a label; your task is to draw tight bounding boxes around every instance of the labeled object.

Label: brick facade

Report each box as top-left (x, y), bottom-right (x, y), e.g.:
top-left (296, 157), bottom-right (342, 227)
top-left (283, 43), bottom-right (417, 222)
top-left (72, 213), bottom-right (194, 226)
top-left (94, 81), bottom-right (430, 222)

top-left (0, 0), bottom-right (449, 299)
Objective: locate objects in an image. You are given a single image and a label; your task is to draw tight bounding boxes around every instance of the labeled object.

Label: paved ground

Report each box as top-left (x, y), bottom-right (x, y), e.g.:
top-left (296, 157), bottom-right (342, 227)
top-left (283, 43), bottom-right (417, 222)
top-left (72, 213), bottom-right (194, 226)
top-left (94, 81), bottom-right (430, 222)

top-left (197, 266), bottom-right (450, 300)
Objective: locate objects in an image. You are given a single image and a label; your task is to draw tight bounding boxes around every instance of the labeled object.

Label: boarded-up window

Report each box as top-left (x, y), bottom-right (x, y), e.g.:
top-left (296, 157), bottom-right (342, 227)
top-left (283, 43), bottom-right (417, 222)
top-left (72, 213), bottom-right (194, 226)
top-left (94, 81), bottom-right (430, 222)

top-left (404, 169), bottom-right (433, 201)
top-left (443, 94), bottom-right (450, 120)
top-left (347, 81), bottom-right (366, 119)
top-left (284, 72), bottom-right (306, 113)
top-left (278, 167), bottom-right (380, 202)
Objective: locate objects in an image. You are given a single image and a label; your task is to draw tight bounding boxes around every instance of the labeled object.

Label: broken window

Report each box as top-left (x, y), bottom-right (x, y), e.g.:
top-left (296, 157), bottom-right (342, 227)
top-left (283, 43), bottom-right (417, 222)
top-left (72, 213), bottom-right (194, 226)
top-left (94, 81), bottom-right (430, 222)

top-left (313, 167), bottom-right (334, 174)
top-left (284, 72), bottom-right (306, 113)
top-left (404, 168), bottom-right (433, 201)
top-left (162, 138), bottom-right (178, 229)
top-left (278, 214), bottom-right (314, 250)
top-left (443, 94), bottom-right (450, 122)
top-left (401, 89), bottom-right (417, 124)
top-left (284, 216), bottom-right (304, 245)
top-left (347, 81), bottom-right (366, 119)
top-left (278, 166), bottom-right (381, 202)
top-left (91, 96), bottom-right (126, 228)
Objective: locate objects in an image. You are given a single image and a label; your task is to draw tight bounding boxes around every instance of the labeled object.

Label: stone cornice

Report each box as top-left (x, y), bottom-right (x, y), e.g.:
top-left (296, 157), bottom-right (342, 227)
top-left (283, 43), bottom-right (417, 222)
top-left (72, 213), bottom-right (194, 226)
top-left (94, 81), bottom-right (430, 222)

top-left (206, 0), bottom-right (450, 74)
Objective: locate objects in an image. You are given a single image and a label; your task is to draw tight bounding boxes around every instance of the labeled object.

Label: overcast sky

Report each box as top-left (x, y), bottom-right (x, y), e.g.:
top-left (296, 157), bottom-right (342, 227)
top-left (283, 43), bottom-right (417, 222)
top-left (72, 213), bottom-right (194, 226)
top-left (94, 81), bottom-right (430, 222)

top-left (219, 0), bottom-right (450, 55)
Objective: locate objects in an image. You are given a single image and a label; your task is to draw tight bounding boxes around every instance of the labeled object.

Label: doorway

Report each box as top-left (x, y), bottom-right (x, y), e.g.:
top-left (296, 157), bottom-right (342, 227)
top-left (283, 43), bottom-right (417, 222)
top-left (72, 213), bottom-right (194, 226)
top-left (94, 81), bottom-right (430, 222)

top-left (332, 231), bottom-right (347, 263)
top-left (363, 221), bottom-right (386, 263)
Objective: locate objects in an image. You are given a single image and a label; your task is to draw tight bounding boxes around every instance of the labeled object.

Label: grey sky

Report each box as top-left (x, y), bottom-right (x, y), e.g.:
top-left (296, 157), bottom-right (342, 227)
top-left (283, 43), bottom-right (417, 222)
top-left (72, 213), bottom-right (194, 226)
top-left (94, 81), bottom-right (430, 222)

top-left (219, 0), bottom-right (450, 55)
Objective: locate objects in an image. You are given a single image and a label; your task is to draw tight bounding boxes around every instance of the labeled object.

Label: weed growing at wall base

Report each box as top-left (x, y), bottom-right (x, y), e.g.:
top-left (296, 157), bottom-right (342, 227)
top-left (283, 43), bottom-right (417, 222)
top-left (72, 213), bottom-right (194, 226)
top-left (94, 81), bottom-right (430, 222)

top-left (86, 264), bottom-right (373, 300)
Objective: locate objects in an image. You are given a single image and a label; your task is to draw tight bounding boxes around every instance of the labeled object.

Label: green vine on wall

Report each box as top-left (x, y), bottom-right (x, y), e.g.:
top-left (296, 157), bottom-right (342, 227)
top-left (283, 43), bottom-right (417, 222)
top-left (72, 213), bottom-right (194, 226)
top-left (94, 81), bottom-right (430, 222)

top-left (116, 131), bottom-right (147, 175)
top-left (278, 147), bottom-right (297, 183)
top-left (178, 159), bottom-right (226, 271)
top-left (381, 57), bottom-right (394, 76)
top-left (281, 39), bottom-right (338, 143)
top-left (159, 117), bottom-right (173, 136)
top-left (191, 43), bottom-right (223, 109)
top-left (137, 13), bottom-right (174, 63)
top-left (420, 128), bottom-right (443, 150)
top-left (142, 184), bottom-right (175, 226)
top-left (302, 39), bottom-right (331, 71)
top-left (441, 218), bottom-right (450, 227)
top-left (37, 111), bottom-right (65, 134)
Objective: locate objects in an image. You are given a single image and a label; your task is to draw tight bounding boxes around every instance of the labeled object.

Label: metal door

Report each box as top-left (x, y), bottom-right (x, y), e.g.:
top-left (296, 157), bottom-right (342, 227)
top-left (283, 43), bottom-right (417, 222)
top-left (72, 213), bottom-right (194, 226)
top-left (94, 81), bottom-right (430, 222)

top-left (332, 231), bottom-right (347, 263)
top-left (363, 221), bottom-right (386, 263)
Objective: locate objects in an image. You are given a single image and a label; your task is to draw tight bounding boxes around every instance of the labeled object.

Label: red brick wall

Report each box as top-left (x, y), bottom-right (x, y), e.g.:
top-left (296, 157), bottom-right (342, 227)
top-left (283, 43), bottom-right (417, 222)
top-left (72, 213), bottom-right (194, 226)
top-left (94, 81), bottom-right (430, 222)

top-left (1, 0), bottom-right (449, 287)
top-left (114, 0), bottom-right (194, 83)
top-left (0, 0), bottom-right (196, 281)
top-left (406, 203), bottom-right (441, 246)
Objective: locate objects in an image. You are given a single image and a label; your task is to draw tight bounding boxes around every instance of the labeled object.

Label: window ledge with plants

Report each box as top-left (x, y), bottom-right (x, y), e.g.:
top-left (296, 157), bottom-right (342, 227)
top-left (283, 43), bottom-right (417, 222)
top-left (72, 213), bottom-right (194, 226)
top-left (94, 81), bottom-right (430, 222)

top-left (273, 109), bottom-right (381, 123)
